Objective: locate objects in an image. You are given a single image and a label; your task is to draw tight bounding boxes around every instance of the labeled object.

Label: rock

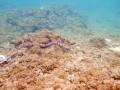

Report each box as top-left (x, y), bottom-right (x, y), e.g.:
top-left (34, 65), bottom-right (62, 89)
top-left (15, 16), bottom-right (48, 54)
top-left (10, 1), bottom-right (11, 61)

top-left (0, 55), bottom-right (7, 64)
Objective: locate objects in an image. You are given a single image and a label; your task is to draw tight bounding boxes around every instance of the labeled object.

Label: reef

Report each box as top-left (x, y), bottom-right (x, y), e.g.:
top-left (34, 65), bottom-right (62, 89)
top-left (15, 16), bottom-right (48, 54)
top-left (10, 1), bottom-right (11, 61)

top-left (6, 29), bottom-right (72, 61)
top-left (0, 30), bottom-right (120, 90)
top-left (0, 4), bottom-right (120, 90)
top-left (6, 5), bottom-right (86, 31)
top-left (0, 5), bottom-right (87, 52)
top-left (7, 38), bottom-right (70, 61)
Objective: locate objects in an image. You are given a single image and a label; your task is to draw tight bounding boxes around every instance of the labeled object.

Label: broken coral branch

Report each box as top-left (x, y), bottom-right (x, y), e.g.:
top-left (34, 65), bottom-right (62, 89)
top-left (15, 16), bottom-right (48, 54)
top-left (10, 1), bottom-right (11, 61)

top-left (7, 41), bottom-right (70, 61)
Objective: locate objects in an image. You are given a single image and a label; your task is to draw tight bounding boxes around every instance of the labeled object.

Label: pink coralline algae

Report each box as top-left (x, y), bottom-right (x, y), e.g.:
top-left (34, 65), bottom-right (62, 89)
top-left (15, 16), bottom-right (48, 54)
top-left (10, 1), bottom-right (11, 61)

top-left (6, 41), bottom-right (70, 61)
top-left (23, 42), bottom-right (70, 49)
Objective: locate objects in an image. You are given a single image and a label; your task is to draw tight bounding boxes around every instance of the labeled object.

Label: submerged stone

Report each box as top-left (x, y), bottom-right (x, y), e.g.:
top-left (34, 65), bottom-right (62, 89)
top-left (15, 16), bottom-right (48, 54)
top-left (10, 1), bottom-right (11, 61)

top-left (0, 54), bottom-right (7, 64)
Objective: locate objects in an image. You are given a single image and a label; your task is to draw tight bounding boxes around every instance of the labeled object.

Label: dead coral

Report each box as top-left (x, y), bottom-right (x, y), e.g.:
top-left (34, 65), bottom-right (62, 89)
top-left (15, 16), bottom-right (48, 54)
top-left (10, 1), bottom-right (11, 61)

top-left (14, 29), bottom-right (71, 46)
top-left (6, 29), bottom-right (72, 61)
top-left (0, 30), bottom-right (119, 90)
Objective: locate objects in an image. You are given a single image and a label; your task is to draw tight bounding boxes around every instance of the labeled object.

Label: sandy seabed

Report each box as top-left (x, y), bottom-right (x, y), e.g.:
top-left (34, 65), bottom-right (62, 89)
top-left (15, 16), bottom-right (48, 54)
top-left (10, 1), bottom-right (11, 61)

top-left (0, 30), bottom-right (120, 90)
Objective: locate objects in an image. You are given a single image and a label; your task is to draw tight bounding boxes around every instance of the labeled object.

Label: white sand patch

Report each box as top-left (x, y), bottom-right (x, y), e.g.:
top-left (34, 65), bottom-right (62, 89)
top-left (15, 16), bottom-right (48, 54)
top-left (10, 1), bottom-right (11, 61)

top-left (109, 47), bottom-right (120, 56)
top-left (105, 38), bottom-right (111, 43)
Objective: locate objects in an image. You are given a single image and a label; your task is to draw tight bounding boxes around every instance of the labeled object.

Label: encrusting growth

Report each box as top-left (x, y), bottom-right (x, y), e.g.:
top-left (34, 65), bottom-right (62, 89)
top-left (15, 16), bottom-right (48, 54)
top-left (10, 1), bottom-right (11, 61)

top-left (7, 41), bottom-right (70, 60)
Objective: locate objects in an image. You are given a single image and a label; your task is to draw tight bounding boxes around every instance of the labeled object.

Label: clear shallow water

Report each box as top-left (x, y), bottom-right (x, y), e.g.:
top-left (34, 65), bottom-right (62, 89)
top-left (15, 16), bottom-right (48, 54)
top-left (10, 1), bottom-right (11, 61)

top-left (0, 1), bottom-right (120, 89)
top-left (0, 0), bottom-right (120, 36)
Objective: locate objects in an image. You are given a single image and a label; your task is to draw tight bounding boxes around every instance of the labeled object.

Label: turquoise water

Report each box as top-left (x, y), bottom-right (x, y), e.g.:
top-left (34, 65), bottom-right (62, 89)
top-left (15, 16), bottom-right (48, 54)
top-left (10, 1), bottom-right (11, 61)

top-left (0, 0), bottom-right (120, 37)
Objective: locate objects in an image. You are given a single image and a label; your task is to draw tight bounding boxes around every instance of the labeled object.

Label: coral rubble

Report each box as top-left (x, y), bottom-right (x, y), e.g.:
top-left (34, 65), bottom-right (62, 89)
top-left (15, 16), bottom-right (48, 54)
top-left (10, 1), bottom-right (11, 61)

top-left (0, 30), bottom-right (120, 90)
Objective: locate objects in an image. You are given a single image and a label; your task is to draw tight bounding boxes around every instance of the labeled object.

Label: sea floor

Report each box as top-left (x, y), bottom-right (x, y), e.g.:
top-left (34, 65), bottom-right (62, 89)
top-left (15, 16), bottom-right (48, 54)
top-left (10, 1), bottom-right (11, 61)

top-left (0, 5), bottom-right (120, 90)
top-left (0, 29), bottom-right (120, 90)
